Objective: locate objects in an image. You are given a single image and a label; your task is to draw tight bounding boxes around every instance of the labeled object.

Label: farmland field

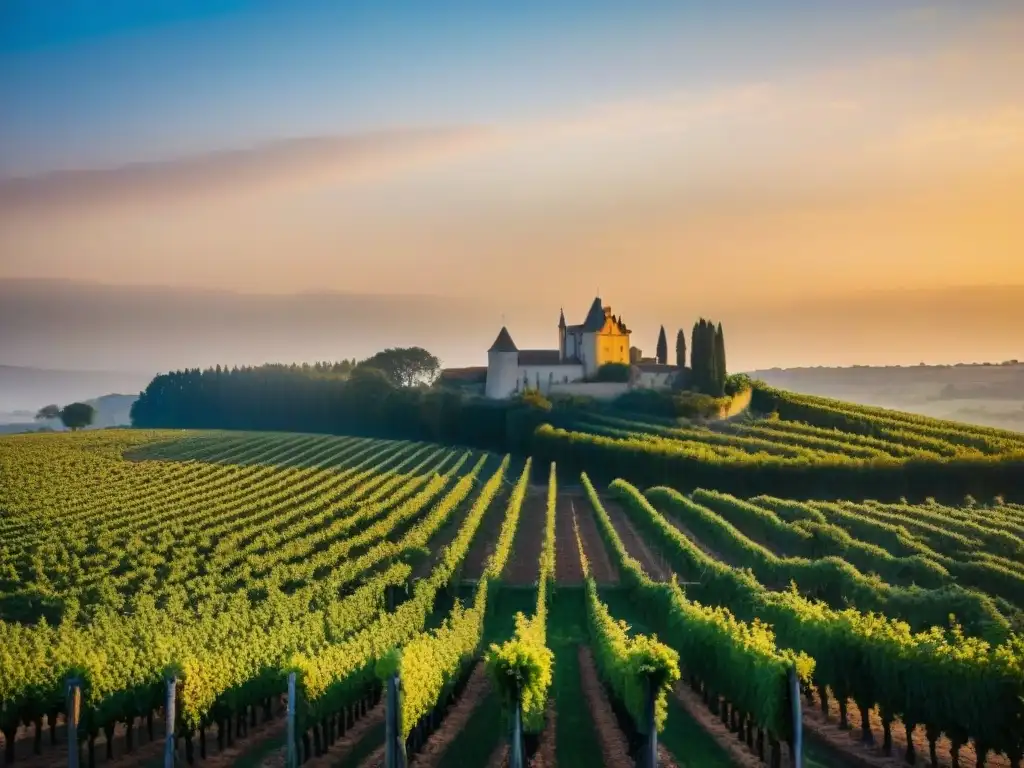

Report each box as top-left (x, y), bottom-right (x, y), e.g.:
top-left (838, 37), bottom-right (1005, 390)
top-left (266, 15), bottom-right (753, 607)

top-left (1, 427), bottom-right (1022, 768)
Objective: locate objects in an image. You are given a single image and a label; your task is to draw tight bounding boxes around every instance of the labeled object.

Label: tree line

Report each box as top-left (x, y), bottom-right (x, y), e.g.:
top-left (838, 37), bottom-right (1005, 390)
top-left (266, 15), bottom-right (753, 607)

top-left (651, 319), bottom-right (728, 396)
top-left (129, 348), bottom-right (543, 455)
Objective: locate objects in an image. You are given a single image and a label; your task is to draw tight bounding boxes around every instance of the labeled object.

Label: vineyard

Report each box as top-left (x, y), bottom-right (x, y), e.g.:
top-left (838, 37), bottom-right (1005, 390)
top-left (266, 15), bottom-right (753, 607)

top-left (1, 424), bottom-right (1023, 768)
top-left (536, 384), bottom-right (1024, 500)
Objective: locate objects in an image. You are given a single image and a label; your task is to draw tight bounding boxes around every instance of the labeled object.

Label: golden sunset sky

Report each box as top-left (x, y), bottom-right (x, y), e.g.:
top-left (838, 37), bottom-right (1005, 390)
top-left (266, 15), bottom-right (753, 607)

top-left (1, 2), bottom-right (1022, 369)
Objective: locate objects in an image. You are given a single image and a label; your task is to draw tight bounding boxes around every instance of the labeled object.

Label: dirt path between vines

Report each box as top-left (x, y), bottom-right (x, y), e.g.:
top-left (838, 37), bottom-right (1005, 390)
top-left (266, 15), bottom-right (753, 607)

top-left (576, 646), bottom-right (633, 768)
top-left (485, 744), bottom-right (509, 768)
top-left (6, 704), bottom-right (288, 768)
top-left (645, 494), bottom-right (741, 568)
top-left (410, 663), bottom-right (491, 768)
top-left (483, 699), bottom-right (556, 768)
top-left (462, 486), bottom-right (512, 579)
top-left (805, 692), bottom-right (1011, 768)
top-left (560, 492), bottom-right (618, 585)
top-left (357, 744), bottom-right (385, 768)
top-left (259, 700), bottom-right (385, 768)
top-left (658, 744), bottom-right (680, 768)
top-left (599, 496), bottom-right (670, 581)
top-left (504, 490), bottom-right (547, 585)
top-left (671, 683), bottom-right (765, 768)
top-left (531, 700), bottom-right (556, 768)
top-left (411, 483), bottom-right (481, 580)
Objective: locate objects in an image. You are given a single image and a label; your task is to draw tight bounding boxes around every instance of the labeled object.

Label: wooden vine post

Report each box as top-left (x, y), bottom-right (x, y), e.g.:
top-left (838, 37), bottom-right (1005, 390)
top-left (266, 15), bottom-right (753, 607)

top-left (385, 671), bottom-right (406, 768)
top-left (286, 672), bottom-right (298, 768)
top-left (66, 676), bottom-right (82, 768)
top-left (509, 680), bottom-right (524, 768)
top-left (788, 665), bottom-right (803, 768)
top-left (641, 677), bottom-right (658, 768)
top-left (164, 676), bottom-right (177, 768)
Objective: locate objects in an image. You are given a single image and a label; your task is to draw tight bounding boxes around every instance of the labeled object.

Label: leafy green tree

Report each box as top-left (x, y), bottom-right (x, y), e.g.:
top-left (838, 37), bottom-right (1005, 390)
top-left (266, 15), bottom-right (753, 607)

top-left (656, 326), bottom-right (668, 365)
top-left (357, 347), bottom-right (441, 388)
top-left (343, 366), bottom-right (395, 426)
top-left (59, 403), bottom-right (95, 431)
top-left (35, 404), bottom-right (60, 421)
top-left (675, 329), bottom-right (686, 368)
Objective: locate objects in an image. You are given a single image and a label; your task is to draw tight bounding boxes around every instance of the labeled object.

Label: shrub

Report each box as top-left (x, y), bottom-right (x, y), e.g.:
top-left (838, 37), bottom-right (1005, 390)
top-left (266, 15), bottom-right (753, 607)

top-left (724, 373), bottom-right (753, 396)
top-left (672, 392), bottom-right (724, 419)
top-left (594, 362), bottom-right (631, 382)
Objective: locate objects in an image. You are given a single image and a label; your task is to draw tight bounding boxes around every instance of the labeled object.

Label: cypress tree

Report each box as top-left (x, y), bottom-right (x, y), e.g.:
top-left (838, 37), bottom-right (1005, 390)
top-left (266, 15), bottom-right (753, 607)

top-left (675, 329), bottom-right (686, 368)
top-left (715, 322), bottom-right (728, 393)
top-left (689, 318), bottom-right (723, 396)
top-left (690, 321), bottom-right (702, 392)
top-left (656, 326), bottom-right (668, 365)
top-left (706, 320), bottom-right (721, 396)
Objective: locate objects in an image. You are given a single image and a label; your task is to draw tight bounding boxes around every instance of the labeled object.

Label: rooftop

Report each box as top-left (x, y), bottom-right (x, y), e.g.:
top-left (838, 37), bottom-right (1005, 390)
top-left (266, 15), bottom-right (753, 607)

top-left (489, 326), bottom-right (518, 352)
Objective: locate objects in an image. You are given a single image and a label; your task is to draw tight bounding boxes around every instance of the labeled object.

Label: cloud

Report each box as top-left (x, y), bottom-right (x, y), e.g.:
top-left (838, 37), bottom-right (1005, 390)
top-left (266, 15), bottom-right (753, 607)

top-left (0, 127), bottom-right (497, 211)
top-left (5, 27), bottom-right (1023, 217)
top-left (506, 83), bottom-right (780, 144)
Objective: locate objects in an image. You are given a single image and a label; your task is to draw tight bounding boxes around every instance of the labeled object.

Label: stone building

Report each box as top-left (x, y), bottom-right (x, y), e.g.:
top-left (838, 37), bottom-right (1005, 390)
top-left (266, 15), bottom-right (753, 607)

top-left (484, 296), bottom-right (634, 399)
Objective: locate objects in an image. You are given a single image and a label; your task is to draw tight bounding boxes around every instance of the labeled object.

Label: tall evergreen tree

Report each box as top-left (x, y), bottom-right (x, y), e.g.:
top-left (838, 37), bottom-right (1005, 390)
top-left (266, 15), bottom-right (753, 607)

top-left (706, 320), bottom-right (721, 396)
top-left (656, 326), bottom-right (668, 365)
top-left (689, 318), bottom-right (724, 396)
top-left (691, 320), bottom-right (706, 393)
top-left (714, 322), bottom-right (728, 393)
top-left (689, 321), bottom-right (700, 389)
top-left (675, 329), bottom-right (686, 368)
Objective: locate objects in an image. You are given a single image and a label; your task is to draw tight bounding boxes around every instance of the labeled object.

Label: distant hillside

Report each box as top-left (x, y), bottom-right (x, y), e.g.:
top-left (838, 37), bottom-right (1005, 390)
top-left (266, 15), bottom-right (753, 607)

top-left (0, 393), bottom-right (137, 434)
top-left (748, 362), bottom-right (1024, 431)
top-left (0, 365), bottom-right (151, 413)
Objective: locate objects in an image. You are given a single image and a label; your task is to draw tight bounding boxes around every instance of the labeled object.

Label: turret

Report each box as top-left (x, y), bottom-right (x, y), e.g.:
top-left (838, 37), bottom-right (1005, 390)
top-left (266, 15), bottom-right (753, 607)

top-left (486, 326), bottom-right (520, 398)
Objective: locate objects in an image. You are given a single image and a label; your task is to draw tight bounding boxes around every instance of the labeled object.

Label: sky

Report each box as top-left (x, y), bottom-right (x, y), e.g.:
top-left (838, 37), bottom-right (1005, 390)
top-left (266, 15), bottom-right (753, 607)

top-left (1, 1), bottom-right (1023, 370)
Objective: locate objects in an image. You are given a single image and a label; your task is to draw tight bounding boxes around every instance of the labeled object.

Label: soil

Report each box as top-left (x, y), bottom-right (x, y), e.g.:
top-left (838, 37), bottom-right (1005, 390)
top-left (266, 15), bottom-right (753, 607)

top-left (671, 683), bottom-right (765, 768)
top-left (3, 701), bottom-right (289, 768)
top-left (356, 744), bottom-right (385, 768)
top-left (504, 490), bottom-right (548, 585)
top-left (410, 663), bottom-right (491, 768)
top-left (482, 699), bottom-right (555, 768)
top-left (599, 495), bottom-right (670, 580)
top-left (646, 496), bottom-right (738, 567)
top-left (658, 743), bottom-right (680, 768)
top-left (805, 691), bottom-right (1013, 768)
top-left (485, 744), bottom-right (509, 768)
top-left (463, 486), bottom-right (513, 579)
top-left (561, 493), bottom-right (618, 585)
top-left (576, 646), bottom-right (633, 768)
top-left (411, 481), bottom-right (482, 580)
top-left (529, 700), bottom-right (556, 768)
top-left (258, 699), bottom-right (385, 768)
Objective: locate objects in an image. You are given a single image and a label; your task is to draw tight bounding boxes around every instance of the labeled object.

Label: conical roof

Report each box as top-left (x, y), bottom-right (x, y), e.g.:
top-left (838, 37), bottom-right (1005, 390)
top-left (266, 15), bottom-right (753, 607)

top-left (489, 326), bottom-right (518, 352)
top-left (558, 308), bottom-right (566, 328)
top-left (581, 296), bottom-right (606, 331)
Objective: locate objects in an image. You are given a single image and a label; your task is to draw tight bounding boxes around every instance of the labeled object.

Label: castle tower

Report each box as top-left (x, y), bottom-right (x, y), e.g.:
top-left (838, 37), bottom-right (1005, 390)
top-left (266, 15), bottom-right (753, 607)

top-left (558, 308), bottom-right (566, 362)
top-left (485, 326), bottom-right (520, 399)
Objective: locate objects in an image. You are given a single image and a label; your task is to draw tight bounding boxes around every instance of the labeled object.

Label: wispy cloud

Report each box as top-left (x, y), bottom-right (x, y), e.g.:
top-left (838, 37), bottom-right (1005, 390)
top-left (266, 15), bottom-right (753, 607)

top-left (0, 127), bottom-right (497, 209)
